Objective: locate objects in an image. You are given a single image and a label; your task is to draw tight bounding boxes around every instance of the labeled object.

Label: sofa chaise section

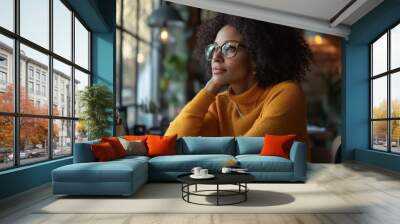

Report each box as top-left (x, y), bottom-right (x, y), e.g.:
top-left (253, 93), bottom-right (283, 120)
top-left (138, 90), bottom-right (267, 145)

top-left (52, 142), bottom-right (149, 196)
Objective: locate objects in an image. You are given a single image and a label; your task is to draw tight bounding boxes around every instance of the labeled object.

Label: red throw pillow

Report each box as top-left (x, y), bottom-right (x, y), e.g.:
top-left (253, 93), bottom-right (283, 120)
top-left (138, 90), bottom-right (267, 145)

top-left (101, 137), bottom-right (126, 158)
top-left (91, 142), bottom-right (117, 161)
top-left (146, 135), bottom-right (177, 157)
top-left (260, 134), bottom-right (296, 159)
top-left (123, 135), bottom-right (148, 141)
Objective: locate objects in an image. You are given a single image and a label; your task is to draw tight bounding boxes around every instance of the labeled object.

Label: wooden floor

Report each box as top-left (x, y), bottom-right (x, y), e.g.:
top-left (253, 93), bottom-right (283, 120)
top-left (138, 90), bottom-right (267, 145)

top-left (1, 162), bottom-right (400, 224)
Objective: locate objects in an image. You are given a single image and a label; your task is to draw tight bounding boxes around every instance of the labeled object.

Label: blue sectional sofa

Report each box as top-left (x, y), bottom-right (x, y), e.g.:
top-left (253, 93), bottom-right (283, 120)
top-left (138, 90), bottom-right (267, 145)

top-left (52, 137), bottom-right (307, 196)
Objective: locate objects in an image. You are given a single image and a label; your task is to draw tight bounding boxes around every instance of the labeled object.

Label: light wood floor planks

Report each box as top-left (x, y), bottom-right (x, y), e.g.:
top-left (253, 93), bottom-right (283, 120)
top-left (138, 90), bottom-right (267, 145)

top-left (1, 162), bottom-right (400, 224)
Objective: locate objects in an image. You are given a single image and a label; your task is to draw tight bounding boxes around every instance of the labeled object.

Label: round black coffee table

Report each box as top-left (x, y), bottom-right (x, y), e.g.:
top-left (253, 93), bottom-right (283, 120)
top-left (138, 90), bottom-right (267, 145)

top-left (177, 173), bottom-right (255, 206)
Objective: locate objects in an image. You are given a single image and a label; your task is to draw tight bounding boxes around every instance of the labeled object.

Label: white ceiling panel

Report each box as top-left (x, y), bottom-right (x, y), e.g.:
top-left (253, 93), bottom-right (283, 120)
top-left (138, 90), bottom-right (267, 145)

top-left (225, 0), bottom-right (352, 21)
top-left (167, 0), bottom-right (384, 38)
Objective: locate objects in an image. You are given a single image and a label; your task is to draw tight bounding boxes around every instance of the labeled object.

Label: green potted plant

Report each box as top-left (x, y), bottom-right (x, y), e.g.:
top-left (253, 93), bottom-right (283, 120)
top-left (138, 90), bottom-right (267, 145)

top-left (79, 84), bottom-right (113, 140)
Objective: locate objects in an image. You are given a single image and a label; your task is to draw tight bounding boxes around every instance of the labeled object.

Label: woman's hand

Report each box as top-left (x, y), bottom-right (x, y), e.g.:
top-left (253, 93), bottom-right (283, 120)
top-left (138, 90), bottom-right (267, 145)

top-left (205, 76), bottom-right (227, 95)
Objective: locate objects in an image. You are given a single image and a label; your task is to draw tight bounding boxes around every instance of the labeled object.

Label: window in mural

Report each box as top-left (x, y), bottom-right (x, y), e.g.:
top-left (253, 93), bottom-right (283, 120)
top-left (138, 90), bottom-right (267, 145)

top-left (371, 23), bottom-right (400, 153)
top-left (0, 0), bottom-right (91, 170)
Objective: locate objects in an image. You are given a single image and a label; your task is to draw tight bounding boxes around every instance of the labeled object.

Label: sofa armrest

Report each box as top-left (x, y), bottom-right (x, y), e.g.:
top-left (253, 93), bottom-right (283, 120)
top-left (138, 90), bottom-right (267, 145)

top-left (289, 141), bottom-right (307, 181)
top-left (73, 140), bottom-right (100, 163)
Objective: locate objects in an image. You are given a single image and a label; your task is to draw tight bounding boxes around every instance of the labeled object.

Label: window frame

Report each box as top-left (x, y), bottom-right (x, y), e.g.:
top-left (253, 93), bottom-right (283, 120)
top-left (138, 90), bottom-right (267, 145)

top-left (369, 19), bottom-right (400, 154)
top-left (0, 0), bottom-right (92, 171)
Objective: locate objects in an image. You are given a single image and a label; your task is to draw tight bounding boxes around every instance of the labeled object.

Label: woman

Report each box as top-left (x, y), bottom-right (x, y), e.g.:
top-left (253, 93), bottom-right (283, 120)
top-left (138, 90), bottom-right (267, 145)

top-left (165, 14), bottom-right (312, 145)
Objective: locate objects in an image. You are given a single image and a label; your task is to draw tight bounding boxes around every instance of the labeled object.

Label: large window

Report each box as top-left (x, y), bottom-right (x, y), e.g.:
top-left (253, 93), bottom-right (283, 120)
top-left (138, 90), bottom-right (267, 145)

top-left (116, 0), bottom-right (156, 130)
top-left (0, 0), bottom-right (91, 171)
top-left (370, 22), bottom-right (400, 153)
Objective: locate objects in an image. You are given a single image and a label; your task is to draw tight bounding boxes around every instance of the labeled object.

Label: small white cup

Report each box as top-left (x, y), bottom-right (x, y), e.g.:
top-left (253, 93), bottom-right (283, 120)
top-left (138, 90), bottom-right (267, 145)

top-left (200, 169), bottom-right (208, 176)
top-left (191, 167), bottom-right (202, 176)
top-left (221, 167), bottom-right (232, 174)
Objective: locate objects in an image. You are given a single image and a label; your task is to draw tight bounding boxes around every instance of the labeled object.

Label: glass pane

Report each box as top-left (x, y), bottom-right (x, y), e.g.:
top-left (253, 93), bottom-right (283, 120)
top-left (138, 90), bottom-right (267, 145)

top-left (53, 119), bottom-right (72, 157)
top-left (75, 120), bottom-right (88, 143)
top-left (0, 34), bottom-right (14, 113)
top-left (137, 42), bottom-right (150, 72)
top-left (372, 77), bottom-right (387, 119)
top-left (391, 24), bottom-right (400, 70)
top-left (0, 116), bottom-right (13, 170)
top-left (136, 42), bottom-right (152, 126)
top-left (122, 33), bottom-right (137, 106)
top-left (53, 59), bottom-right (72, 117)
top-left (139, 0), bottom-right (152, 41)
top-left (20, 0), bottom-right (49, 49)
top-left (372, 33), bottom-right (387, 76)
top-left (391, 120), bottom-right (400, 153)
top-left (20, 117), bottom-right (49, 165)
top-left (0, 0), bottom-right (14, 31)
top-left (74, 17), bottom-right (89, 70)
top-left (136, 42), bottom-right (153, 114)
top-left (116, 29), bottom-right (121, 108)
top-left (391, 72), bottom-right (400, 118)
top-left (372, 121), bottom-right (387, 151)
top-left (53, 0), bottom-right (72, 60)
top-left (74, 69), bottom-right (89, 118)
top-left (20, 44), bottom-right (49, 115)
top-left (116, 0), bottom-right (122, 26)
top-left (123, 0), bottom-right (137, 33)
top-left (127, 105), bottom-right (136, 129)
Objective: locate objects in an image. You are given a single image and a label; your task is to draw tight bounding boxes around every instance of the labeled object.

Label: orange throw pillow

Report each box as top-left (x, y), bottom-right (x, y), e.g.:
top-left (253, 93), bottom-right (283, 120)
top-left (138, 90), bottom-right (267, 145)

top-left (146, 135), bottom-right (177, 157)
top-left (101, 137), bottom-right (127, 158)
top-left (123, 135), bottom-right (148, 141)
top-left (91, 142), bottom-right (117, 161)
top-left (260, 134), bottom-right (296, 159)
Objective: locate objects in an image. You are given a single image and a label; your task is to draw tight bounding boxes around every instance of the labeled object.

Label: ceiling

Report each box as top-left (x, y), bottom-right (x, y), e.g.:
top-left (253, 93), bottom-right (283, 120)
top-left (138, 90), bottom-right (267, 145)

top-left (166, 0), bottom-right (384, 38)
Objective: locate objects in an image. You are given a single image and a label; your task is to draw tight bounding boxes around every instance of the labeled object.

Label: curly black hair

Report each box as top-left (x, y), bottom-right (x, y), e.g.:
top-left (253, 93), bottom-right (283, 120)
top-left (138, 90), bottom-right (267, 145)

top-left (194, 13), bottom-right (312, 87)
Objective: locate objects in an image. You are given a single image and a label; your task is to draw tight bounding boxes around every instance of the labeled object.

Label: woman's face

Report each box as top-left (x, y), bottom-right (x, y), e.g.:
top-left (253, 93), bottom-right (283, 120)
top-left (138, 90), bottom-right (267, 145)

top-left (210, 25), bottom-right (254, 86)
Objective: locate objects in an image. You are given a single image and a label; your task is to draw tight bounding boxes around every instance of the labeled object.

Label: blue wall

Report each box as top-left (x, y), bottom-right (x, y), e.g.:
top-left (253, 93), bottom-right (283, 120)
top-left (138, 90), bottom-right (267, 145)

top-left (0, 0), bottom-right (116, 200)
top-left (0, 158), bottom-right (72, 199)
top-left (344, 0), bottom-right (400, 171)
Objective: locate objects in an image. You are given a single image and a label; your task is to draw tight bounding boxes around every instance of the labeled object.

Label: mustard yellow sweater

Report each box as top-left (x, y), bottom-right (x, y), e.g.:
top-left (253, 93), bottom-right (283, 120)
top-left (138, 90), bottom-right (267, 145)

top-left (165, 81), bottom-right (308, 145)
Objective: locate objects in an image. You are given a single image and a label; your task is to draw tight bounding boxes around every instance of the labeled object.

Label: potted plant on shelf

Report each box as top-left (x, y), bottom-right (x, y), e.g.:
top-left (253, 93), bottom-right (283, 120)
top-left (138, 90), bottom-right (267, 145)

top-left (79, 84), bottom-right (113, 140)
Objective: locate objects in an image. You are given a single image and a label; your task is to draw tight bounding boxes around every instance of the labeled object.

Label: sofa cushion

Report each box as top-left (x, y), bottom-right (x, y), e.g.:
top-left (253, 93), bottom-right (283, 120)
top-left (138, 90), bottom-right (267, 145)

top-left (91, 142), bottom-right (118, 161)
top-left (147, 135), bottom-right (177, 157)
top-left (236, 155), bottom-right (293, 172)
top-left (236, 137), bottom-right (263, 155)
top-left (101, 137), bottom-right (127, 158)
top-left (260, 134), bottom-right (296, 159)
top-left (178, 137), bottom-right (235, 155)
top-left (118, 138), bottom-right (147, 156)
top-left (148, 154), bottom-right (235, 172)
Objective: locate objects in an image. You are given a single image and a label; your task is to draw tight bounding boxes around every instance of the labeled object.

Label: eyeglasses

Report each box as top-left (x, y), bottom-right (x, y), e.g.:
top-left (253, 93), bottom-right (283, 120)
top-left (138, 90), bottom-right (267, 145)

top-left (205, 40), bottom-right (245, 61)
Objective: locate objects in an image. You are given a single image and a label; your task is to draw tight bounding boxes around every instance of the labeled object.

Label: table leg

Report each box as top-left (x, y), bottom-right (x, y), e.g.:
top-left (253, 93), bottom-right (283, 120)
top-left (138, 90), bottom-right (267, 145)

top-left (188, 184), bottom-right (190, 202)
top-left (245, 183), bottom-right (247, 201)
top-left (217, 184), bottom-right (219, 206)
top-left (195, 184), bottom-right (197, 192)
